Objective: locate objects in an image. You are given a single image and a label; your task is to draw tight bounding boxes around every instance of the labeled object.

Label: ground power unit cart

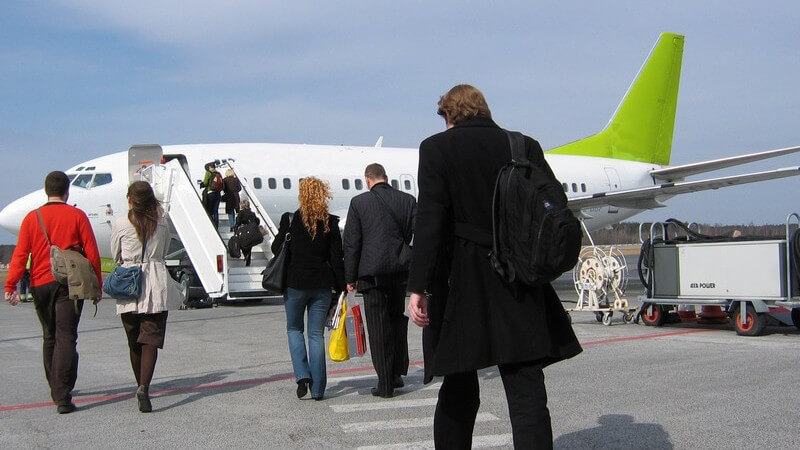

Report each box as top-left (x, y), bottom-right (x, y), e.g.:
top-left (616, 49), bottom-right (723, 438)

top-left (637, 216), bottom-right (800, 336)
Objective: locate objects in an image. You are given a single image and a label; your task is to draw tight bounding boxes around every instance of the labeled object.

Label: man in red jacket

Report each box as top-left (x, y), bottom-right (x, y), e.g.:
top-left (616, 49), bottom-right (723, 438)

top-left (4, 171), bottom-right (102, 414)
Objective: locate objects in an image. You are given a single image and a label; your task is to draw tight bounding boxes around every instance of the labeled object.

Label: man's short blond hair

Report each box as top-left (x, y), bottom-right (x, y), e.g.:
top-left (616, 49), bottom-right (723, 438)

top-left (437, 84), bottom-right (492, 125)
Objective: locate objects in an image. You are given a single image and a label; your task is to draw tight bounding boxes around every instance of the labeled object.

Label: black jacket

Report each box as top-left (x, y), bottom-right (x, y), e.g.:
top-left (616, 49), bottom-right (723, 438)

top-left (408, 117), bottom-right (582, 381)
top-left (234, 209), bottom-right (259, 230)
top-left (343, 182), bottom-right (416, 285)
top-left (223, 176), bottom-right (241, 214)
top-left (271, 211), bottom-right (346, 292)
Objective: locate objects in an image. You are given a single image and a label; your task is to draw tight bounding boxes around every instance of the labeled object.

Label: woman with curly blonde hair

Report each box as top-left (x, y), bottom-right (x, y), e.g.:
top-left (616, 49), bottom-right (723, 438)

top-left (271, 177), bottom-right (345, 401)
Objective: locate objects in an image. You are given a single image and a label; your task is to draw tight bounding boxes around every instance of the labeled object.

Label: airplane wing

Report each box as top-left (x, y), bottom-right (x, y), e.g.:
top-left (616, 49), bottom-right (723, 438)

top-left (650, 145), bottom-right (800, 181)
top-left (570, 166), bottom-right (800, 211)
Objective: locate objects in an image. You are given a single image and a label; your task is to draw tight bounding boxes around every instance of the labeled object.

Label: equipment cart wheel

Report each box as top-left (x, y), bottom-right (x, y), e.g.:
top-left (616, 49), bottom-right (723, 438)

top-left (792, 308), bottom-right (800, 331)
top-left (595, 312), bottom-right (604, 323)
top-left (733, 304), bottom-right (766, 336)
top-left (641, 303), bottom-right (665, 327)
top-left (602, 312), bottom-right (613, 326)
top-left (623, 311), bottom-right (636, 324)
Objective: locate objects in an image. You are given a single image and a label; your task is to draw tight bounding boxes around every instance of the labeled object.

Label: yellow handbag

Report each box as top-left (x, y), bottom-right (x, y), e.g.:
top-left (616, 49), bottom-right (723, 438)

top-left (328, 296), bottom-right (350, 362)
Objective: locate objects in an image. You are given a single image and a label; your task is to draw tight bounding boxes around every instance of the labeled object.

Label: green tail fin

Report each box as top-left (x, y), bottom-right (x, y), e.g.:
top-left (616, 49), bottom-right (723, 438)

top-left (548, 32), bottom-right (684, 165)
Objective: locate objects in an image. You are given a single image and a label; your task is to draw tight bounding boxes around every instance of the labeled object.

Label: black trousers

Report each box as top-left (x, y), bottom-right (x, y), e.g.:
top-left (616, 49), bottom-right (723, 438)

top-left (434, 361), bottom-right (552, 449)
top-left (30, 282), bottom-right (84, 406)
top-left (362, 281), bottom-right (409, 393)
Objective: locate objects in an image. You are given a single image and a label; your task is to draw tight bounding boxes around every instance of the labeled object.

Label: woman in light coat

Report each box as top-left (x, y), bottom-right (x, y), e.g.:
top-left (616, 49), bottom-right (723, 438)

top-left (110, 181), bottom-right (183, 412)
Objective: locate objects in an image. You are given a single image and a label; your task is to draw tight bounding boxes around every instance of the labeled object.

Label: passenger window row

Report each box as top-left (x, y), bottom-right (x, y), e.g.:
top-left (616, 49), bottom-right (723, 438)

top-left (252, 177), bottom-right (413, 192)
top-left (562, 182), bottom-right (587, 193)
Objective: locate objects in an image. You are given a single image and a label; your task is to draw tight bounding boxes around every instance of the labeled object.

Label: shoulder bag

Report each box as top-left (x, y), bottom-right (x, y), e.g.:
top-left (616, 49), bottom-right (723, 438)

top-left (103, 234), bottom-right (147, 301)
top-left (35, 209), bottom-right (101, 305)
top-left (261, 213), bottom-right (294, 293)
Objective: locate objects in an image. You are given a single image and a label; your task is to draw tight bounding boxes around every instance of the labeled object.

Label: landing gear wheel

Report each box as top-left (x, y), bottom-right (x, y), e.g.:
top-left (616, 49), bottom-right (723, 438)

top-left (733, 304), bottom-right (766, 336)
top-left (792, 308), bottom-right (800, 331)
top-left (641, 303), bottom-right (665, 327)
top-left (602, 312), bottom-right (613, 326)
top-left (595, 312), bottom-right (604, 323)
top-left (623, 311), bottom-right (636, 324)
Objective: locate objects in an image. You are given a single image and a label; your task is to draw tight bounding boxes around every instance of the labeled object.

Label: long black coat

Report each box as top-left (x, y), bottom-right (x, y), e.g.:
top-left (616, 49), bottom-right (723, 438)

top-left (223, 176), bottom-right (241, 214)
top-left (408, 117), bottom-right (582, 381)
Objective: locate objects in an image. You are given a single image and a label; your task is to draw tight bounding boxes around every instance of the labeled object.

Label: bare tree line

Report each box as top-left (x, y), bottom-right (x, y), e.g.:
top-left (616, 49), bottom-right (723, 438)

top-left (585, 222), bottom-right (791, 245)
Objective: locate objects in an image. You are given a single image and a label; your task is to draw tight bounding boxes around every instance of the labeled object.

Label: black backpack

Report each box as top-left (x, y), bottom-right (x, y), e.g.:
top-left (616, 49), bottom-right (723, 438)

top-left (488, 130), bottom-right (582, 286)
top-left (227, 235), bottom-right (241, 258)
top-left (236, 222), bottom-right (264, 249)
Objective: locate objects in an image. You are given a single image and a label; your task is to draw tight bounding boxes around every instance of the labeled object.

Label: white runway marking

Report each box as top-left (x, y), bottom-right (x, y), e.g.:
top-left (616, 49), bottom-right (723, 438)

top-left (342, 412), bottom-right (498, 433)
top-left (330, 397), bottom-right (438, 413)
top-left (357, 433), bottom-right (513, 449)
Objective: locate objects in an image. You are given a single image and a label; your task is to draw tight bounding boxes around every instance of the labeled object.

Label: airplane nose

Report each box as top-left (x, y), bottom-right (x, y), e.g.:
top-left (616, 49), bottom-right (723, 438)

top-left (0, 189), bottom-right (47, 235)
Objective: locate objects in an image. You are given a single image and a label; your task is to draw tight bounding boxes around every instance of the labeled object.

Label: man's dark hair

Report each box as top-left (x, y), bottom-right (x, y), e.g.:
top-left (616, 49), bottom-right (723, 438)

top-left (364, 163), bottom-right (387, 180)
top-left (44, 171), bottom-right (70, 197)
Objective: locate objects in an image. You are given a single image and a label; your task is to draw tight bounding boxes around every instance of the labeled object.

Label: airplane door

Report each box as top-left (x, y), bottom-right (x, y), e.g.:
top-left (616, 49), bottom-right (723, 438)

top-left (399, 174), bottom-right (417, 196)
top-left (603, 167), bottom-right (622, 214)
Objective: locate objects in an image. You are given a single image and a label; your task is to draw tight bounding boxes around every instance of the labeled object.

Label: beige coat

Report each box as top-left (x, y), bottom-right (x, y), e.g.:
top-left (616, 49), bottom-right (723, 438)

top-left (110, 216), bottom-right (183, 314)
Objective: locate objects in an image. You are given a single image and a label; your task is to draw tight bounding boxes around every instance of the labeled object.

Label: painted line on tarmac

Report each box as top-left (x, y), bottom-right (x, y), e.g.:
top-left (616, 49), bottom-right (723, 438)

top-left (331, 397), bottom-right (438, 413)
top-left (0, 328), bottom-right (716, 412)
top-left (357, 433), bottom-right (513, 450)
top-left (581, 328), bottom-right (716, 347)
top-left (342, 412), bottom-right (498, 433)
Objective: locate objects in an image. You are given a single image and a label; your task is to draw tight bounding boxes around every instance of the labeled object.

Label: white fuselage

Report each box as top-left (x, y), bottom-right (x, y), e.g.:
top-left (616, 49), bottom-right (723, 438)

top-left (0, 143), bottom-right (664, 259)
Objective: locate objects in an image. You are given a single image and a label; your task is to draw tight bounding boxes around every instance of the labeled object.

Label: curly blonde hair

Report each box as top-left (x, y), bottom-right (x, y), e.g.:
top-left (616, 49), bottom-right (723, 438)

top-left (298, 177), bottom-right (332, 239)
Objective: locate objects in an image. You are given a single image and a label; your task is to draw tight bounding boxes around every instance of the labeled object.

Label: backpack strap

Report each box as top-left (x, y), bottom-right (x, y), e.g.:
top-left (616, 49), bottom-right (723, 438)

top-left (505, 130), bottom-right (528, 163)
top-left (35, 209), bottom-right (52, 246)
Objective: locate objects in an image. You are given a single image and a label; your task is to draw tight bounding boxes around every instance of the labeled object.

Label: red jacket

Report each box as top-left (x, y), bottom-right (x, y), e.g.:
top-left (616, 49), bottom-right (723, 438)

top-left (4, 202), bottom-right (102, 292)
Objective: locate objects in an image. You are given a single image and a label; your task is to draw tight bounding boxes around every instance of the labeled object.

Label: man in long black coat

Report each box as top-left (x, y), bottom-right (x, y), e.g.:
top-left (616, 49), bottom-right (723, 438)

top-left (407, 85), bottom-right (582, 449)
top-left (343, 163), bottom-right (416, 398)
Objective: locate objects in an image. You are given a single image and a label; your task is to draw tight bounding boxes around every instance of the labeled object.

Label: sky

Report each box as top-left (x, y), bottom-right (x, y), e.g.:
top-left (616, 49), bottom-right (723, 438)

top-left (1, 1), bottom-right (799, 243)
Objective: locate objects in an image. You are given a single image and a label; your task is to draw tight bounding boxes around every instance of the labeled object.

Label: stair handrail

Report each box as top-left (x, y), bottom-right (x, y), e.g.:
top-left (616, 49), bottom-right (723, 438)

top-left (225, 160), bottom-right (279, 241)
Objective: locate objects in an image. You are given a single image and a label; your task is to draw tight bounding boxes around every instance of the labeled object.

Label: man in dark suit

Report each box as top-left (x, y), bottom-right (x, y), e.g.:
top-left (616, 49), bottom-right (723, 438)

top-left (407, 85), bottom-right (582, 448)
top-left (343, 163), bottom-right (416, 398)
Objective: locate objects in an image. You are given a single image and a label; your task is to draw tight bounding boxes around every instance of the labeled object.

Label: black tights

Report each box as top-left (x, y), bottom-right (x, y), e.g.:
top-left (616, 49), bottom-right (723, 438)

top-left (129, 344), bottom-right (158, 388)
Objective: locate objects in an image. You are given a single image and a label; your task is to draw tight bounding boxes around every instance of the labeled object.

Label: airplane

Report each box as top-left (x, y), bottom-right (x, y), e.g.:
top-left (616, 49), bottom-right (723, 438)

top-left (1, 32), bottom-right (799, 279)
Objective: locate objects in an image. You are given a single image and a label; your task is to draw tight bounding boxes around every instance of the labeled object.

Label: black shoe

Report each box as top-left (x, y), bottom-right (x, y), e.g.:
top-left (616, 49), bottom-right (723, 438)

top-left (136, 385), bottom-right (152, 413)
top-left (393, 375), bottom-right (404, 389)
top-left (312, 396), bottom-right (324, 401)
top-left (371, 387), bottom-right (393, 398)
top-left (56, 402), bottom-right (76, 414)
top-left (296, 379), bottom-right (310, 399)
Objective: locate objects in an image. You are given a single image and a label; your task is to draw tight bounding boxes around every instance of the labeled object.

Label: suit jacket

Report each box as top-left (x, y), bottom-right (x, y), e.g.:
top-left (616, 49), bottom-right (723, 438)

top-left (271, 211), bottom-right (346, 292)
top-left (408, 117), bottom-right (582, 381)
top-left (343, 182), bottom-right (416, 286)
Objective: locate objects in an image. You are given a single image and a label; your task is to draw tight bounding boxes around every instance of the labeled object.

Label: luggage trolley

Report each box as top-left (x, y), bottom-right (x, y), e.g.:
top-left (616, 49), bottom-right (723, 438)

top-left (637, 215), bottom-right (800, 336)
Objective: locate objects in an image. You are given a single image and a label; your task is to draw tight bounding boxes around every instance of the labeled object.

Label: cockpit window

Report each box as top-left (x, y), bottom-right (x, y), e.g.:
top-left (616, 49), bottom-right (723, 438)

top-left (73, 174), bottom-right (93, 189)
top-left (85, 166), bottom-right (96, 171)
top-left (93, 173), bottom-right (112, 187)
top-left (67, 174), bottom-right (77, 182)
top-left (76, 167), bottom-right (85, 172)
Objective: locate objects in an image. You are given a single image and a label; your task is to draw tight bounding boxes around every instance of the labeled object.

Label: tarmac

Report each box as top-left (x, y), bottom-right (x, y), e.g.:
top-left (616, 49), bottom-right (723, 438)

top-left (2, 261), bottom-right (800, 449)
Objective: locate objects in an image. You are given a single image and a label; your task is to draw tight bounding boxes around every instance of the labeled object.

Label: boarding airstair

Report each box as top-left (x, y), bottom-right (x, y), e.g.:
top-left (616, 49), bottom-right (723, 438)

top-left (215, 159), bottom-right (279, 300)
top-left (131, 146), bottom-right (279, 303)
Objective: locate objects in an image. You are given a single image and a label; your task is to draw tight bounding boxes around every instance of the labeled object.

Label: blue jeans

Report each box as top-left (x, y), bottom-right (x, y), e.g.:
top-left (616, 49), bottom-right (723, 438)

top-left (284, 287), bottom-right (330, 398)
